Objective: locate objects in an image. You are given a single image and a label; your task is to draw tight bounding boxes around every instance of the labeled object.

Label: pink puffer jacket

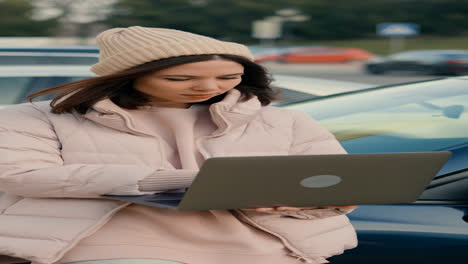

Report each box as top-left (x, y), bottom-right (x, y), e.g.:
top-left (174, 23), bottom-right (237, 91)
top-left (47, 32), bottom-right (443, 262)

top-left (0, 89), bottom-right (357, 264)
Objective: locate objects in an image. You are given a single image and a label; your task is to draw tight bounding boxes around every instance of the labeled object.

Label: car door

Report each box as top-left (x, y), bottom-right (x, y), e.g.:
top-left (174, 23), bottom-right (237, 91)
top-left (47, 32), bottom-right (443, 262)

top-left (282, 78), bottom-right (468, 263)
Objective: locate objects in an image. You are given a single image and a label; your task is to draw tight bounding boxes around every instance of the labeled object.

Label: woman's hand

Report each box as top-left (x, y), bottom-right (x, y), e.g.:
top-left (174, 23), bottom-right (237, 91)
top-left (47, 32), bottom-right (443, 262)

top-left (243, 205), bottom-right (358, 212)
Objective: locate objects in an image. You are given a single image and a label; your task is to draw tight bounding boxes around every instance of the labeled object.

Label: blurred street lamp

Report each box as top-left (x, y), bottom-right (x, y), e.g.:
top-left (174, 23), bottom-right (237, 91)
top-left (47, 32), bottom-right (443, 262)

top-left (251, 19), bottom-right (282, 46)
top-left (251, 8), bottom-right (309, 45)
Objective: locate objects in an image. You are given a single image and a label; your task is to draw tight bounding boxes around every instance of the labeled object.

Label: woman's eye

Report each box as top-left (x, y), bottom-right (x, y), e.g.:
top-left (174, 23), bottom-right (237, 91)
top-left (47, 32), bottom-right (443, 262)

top-left (165, 78), bottom-right (189, 81)
top-left (218, 77), bottom-right (240, 80)
top-left (163, 77), bottom-right (240, 81)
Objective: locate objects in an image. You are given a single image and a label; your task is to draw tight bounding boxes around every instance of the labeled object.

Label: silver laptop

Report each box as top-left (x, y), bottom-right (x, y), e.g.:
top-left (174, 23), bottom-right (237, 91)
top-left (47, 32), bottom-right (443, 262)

top-left (102, 152), bottom-right (451, 211)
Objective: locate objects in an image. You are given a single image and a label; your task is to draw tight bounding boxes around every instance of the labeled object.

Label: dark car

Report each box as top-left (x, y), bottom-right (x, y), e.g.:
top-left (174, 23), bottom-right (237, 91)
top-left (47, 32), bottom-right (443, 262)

top-left (281, 77), bottom-right (468, 264)
top-left (365, 50), bottom-right (468, 76)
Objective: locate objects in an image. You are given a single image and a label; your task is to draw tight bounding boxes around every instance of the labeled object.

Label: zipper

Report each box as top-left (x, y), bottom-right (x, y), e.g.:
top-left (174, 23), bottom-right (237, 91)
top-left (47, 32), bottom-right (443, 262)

top-left (196, 108), bottom-right (318, 263)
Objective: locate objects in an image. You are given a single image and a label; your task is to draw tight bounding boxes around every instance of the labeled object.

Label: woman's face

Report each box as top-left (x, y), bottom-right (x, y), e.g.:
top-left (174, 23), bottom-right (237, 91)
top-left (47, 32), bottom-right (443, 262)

top-left (133, 59), bottom-right (244, 108)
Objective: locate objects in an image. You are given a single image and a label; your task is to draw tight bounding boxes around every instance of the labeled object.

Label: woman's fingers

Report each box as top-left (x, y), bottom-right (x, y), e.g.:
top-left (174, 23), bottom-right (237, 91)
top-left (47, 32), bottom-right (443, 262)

top-left (320, 205), bottom-right (358, 209)
top-left (254, 207), bottom-right (275, 212)
top-left (241, 207), bottom-right (275, 212)
top-left (275, 207), bottom-right (305, 211)
top-left (242, 205), bottom-right (358, 212)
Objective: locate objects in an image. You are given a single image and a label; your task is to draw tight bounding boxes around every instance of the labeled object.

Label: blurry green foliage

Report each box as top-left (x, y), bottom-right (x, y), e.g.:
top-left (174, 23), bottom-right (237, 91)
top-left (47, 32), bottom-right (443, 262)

top-left (103, 0), bottom-right (468, 42)
top-left (0, 0), bottom-right (58, 36)
top-left (1, 0), bottom-right (467, 42)
top-left (105, 0), bottom-right (280, 41)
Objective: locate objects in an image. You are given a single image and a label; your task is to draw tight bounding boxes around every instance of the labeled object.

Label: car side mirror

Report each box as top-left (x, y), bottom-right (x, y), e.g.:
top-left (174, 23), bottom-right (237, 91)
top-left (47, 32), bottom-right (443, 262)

top-left (442, 105), bottom-right (464, 119)
top-left (418, 102), bottom-right (464, 119)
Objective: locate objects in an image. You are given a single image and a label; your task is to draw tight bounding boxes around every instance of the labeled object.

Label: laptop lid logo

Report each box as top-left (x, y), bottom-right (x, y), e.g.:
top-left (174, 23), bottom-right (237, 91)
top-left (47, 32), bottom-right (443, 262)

top-left (300, 175), bottom-right (342, 188)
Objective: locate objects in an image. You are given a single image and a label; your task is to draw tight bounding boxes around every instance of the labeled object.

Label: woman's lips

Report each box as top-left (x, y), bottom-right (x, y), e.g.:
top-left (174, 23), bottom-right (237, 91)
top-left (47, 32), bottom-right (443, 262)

top-left (182, 94), bottom-right (215, 98)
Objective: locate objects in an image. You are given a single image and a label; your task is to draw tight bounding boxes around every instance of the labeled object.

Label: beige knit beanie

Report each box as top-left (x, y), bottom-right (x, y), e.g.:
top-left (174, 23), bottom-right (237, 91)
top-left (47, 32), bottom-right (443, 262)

top-left (90, 26), bottom-right (254, 76)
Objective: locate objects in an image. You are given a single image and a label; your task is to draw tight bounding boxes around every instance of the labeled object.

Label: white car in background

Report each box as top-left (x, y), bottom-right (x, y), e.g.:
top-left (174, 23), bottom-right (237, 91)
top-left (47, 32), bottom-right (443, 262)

top-left (0, 65), bottom-right (374, 108)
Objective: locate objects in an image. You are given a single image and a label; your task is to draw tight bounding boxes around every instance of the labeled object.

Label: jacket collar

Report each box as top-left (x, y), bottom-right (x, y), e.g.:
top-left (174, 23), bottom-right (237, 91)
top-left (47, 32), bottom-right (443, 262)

top-left (83, 89), bottom-right (262, 137)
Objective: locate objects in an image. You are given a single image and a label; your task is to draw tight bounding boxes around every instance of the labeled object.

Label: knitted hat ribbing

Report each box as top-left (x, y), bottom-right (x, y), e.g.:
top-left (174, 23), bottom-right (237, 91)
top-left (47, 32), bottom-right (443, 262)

top-left (90, 26), bottom-right (254, 76)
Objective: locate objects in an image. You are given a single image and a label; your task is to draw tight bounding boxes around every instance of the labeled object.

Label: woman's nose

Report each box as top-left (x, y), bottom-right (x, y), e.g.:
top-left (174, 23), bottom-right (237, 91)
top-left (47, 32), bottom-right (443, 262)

top-left (193, 79), bottom-right (219, 91)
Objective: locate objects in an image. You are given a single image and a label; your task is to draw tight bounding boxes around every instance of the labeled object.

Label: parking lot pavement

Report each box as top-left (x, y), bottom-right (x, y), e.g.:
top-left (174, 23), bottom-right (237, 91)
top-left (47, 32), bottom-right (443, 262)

top-left (262, 61), bottom-right (441, 86)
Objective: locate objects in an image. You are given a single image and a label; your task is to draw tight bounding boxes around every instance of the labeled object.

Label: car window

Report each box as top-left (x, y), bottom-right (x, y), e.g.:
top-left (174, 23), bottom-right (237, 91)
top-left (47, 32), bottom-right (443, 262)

top-left (0, 76), bottom-right (90, 106)
top-left (285, 79), bottom-right (468, 154)
top-left (388, 52), bottom-right (414, 60)
top-left (390, 51), bottom-right (435, 60)
top-left (0, 77), bottom-right (31, 106)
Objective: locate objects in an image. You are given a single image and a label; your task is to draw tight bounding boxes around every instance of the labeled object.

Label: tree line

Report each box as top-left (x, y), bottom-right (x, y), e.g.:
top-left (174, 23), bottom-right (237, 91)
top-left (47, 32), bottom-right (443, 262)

top-left (1, 0), bottom-right (467, 43)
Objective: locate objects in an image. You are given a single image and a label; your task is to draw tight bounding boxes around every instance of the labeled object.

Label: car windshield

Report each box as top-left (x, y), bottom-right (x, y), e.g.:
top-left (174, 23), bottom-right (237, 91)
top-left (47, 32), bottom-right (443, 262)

top-left (284, 78), bottom-right (468, 154)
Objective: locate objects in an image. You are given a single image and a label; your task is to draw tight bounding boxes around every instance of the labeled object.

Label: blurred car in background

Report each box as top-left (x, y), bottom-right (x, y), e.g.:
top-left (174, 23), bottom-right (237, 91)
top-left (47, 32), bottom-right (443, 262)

top-left (254, 46), bottom-right (374, 63)
top-left (280, 77), bottom-right (468, 264)
top-left (365, 49), bottom-right (468, 76)
top-left (0, 66), bottom-right (373, 108)
top-left (0, 46), bottom-right (99, 65)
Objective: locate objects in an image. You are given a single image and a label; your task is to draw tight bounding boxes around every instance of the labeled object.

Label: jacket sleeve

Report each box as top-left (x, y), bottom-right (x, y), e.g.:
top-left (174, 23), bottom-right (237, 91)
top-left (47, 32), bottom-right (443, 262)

top-left (138, 169), bottom-right (198, 192)
top-left (0, 104), bottom-right (194, 199)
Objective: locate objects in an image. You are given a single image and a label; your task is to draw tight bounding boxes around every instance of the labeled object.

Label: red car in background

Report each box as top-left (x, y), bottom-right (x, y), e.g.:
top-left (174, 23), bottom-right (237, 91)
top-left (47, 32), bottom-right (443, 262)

top-left (255, 46), bottom-right (374, 63)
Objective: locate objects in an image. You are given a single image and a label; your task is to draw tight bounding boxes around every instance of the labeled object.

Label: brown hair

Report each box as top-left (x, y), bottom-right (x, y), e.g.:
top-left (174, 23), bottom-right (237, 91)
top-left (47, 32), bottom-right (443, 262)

top-left (27, 54), bottom-right (277, 114)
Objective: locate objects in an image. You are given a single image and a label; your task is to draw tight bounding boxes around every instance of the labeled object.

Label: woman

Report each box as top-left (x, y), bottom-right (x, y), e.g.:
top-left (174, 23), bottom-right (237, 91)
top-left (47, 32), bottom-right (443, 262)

top-left (0, 26), bottom-right (357, 264)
